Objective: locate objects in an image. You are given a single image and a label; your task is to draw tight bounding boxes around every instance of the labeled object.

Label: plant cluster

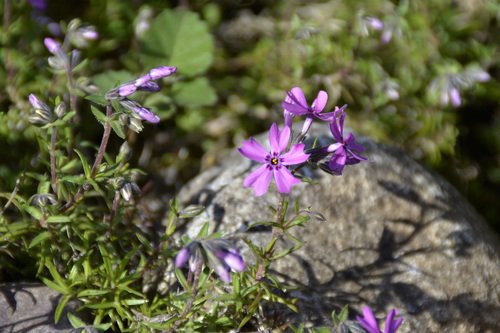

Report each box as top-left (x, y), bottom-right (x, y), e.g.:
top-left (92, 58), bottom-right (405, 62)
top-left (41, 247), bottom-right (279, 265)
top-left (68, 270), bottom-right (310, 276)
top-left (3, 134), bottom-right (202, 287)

top-left (1, 0), bottom-right (498, 331)
top-left (0, 5), bottom-right (406, 331)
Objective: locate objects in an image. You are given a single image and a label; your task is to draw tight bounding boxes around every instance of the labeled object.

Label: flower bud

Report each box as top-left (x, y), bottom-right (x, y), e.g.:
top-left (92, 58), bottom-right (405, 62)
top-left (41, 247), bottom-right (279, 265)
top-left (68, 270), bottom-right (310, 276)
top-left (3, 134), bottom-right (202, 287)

top-left (119, 181), bottom-right (141, 201)
top-left (137, 81), bottom-right (160, 92)
top-left (148, 66), bottom-right (177, 80)
top-left (178, 205), bottom-right (205, 219)
top-left (120, 99), bottom-right (160, 124)
top-left (127, 117), bottom-right (144, 133)
top-left (29, 193), bottom-right (57, 208)
top-left (117, 142), bottom-right (132, 163)
top-left (44, 38), bottom-right (61, 54)
top-left (54, 102), bottom-right (66, 118)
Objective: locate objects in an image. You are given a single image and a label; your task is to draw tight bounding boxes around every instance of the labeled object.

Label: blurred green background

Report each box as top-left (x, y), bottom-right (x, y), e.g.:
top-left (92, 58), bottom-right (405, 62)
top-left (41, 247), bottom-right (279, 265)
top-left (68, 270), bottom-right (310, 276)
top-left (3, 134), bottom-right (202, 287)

top-left (1, 0), bottom-right (499, 231)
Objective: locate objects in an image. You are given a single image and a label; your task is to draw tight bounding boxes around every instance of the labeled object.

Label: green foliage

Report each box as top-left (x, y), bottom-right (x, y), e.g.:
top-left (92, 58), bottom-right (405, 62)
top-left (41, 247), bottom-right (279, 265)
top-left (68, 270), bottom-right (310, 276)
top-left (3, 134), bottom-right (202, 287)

top-left (0, 0), bottom-right (499, 331)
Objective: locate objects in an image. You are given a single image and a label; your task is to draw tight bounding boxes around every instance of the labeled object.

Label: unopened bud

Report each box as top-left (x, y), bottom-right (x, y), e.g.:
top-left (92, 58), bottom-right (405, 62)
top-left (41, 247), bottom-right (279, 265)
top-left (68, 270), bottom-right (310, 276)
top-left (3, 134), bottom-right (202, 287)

top-left (117, 141), bottom-right (132, 163)
top-left (30, 193), bottom-right (57, 208)
top-left (119, 181), bottom-right (141, 201)
top-left (44, 37), bottom-right (61, 54)
top-left (127, 116), bottom-right (144, 133)
top-left (178, 205), bottom-right (205, 219)
top-left (148, 66), bottom-right (177, 80)
top-left (54, 102), bottom-right (66, 118)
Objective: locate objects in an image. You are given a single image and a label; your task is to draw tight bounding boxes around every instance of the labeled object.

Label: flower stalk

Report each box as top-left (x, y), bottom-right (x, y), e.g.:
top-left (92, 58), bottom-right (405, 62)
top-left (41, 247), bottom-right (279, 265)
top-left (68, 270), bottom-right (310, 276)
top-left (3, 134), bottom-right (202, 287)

top-left (50, 126), bottom-right (58, 196)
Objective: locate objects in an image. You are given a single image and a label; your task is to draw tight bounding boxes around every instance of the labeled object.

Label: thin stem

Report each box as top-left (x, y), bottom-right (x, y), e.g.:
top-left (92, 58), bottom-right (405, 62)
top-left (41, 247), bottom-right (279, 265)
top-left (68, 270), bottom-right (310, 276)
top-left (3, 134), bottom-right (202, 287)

top-left (105, 190), bottom-right (120, 237)
top-left (61, 104), bottom-right (113, 211)
top-left (275, 193), bottom-right (286, 226)
top-left (65, 64), bottom-right (78, 117)
top-left (50, 126), bottom-right (58, 196)
top-left (90, 104), bottom-right (113, 178)
top-left (256, 193), bottom-right (287, 281)
top-left (2, 0), bottom-right (10, 37)
top-left (164, 260), bottom-right (202, 333)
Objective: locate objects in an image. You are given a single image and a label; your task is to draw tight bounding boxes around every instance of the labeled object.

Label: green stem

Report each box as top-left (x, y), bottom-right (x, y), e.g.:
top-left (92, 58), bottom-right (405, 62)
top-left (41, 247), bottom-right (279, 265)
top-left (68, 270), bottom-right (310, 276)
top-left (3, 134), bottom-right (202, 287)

top-left (61, 104), bottom-right (113, 211)
top-left (50, 126), bottom-right (58, 196)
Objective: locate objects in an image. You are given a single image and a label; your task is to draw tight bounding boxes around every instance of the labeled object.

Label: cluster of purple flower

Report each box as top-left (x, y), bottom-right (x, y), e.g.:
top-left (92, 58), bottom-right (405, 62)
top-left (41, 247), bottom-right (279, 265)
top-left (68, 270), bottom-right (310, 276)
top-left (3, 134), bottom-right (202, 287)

top-left (238, 87), bottom-right (367, 197)
top-left (105, 66), bottom-right (177, 123)
top-left (175, 239), bottom-right (245, 283)
top-left (357, 306), bottom-right (403, 333)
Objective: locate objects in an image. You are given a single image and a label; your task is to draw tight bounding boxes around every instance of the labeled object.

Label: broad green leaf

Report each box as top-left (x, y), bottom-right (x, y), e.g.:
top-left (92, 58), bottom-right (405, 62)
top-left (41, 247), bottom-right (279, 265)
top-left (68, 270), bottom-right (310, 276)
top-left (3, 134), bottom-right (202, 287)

top-left (92, 70), bottom-right (134, 93)
top-left (139, 9), bottom-right (214, 76)
top-left (172, 77), bottom-right (217, 107)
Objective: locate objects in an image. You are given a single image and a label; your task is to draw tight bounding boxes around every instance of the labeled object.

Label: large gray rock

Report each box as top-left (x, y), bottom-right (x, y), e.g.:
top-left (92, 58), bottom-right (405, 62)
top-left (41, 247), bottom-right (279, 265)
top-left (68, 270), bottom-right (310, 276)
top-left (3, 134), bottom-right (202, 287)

top-left (177, 131), bottom-right (500, 333)
top-left (0, 282), bottom-right (75, 333)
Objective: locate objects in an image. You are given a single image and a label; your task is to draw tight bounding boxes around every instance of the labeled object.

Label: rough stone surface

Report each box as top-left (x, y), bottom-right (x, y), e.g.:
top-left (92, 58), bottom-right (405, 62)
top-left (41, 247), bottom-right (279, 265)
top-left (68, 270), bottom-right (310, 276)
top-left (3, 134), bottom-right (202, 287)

top-left (176, 130), bottom-right (500, 333)
top-left (0, 282), bottom-right (75, 333)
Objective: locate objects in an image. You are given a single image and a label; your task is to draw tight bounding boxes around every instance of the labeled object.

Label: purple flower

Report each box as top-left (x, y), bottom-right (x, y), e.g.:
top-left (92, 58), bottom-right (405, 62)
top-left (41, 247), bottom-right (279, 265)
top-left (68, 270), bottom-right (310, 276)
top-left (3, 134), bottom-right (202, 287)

top-left (326, 106), bottom-right (367, 175)
top-left (365, 16), bottom-right (384, 31)
top-left (441, 87), bottom-right (462, 107)
top-left (105, 66), bottom-right (177, 100)
top-left (29, 0), bottom-right (47, 11)
top-left (44, 37), bottom-right (61, 55)
top-left (149, 66), bottom-right (177, 80)
top-left (357, 306), bottom-right (403, 333)
top-left (282, 87), bottom-right (335, 134)
top-left (119, 99), bottom-right (160, 124)
top-left (238, 123), bottom-right (309, 196)
top-left (175, 239), bottom-right (245, 283)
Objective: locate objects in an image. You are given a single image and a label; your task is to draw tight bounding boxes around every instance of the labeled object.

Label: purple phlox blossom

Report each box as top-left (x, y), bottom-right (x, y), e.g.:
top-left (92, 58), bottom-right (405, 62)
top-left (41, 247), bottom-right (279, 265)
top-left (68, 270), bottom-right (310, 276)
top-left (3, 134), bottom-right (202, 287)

top-left (44, 37), bottom-right (62, 55)
top-left (29, 0), bottom-right (47, 11)
top-left (357, 306), bottom-right (403, 333)
top-left (365, 16), bottom-right (384, 31)
top-left (119, 99), bottom-right (160, 124)
top-left (175, 239), bottom-right (245, 283)
top-left (238, 123), bottom-right (309, 196)
top-left (105, 66), bottom-right (177, 123)
top-left (282, 87), bottom-right (335, 134)
top-left (105, 66), bottom-right (177, 100)
top-left (326, 106), bottom-right (367, 175)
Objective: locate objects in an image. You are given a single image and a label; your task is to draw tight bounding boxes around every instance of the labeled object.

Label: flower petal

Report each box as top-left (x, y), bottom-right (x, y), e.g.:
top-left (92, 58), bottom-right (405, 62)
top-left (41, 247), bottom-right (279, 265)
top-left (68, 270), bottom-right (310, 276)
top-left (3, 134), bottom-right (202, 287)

top-left (300, 117), bottom-right (313, 135)
top-left (224, 252), bottom-right (245, 272)
top-left (281, 100), bottom-right (309, 116)
top-left (328, 147), bottom-right (347, 175)
top-left (273, 167), bottom-right (300, 193)
top-left (175, 248), bottom-right (190, 268)
top-left (345, 133), bottom-right (365, 152)
top-left (329, 119), bottom-right (343, 142)
top-left (215, 264), bottom-right (231, 283)
top-left (269, 123), bottom-right (281, 153)
top-left (384, 309), bottom-right (403, 333)
top-left (278, 125), bottom-right (291, 152)
top-left (357, 306), bottom-right (381, 333)
top-left (243, 164), bottom-right (273, 196)
top-left (238, 138), bottom-right (268, 163)
top-left (311, 90), bottom-right (328, 113)
top-left (282, 143), bottom-right (309, 165)
top-left (315, 111), bottom-right (337, 122)
top-left (289, 87), bottom-right (308, 108)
